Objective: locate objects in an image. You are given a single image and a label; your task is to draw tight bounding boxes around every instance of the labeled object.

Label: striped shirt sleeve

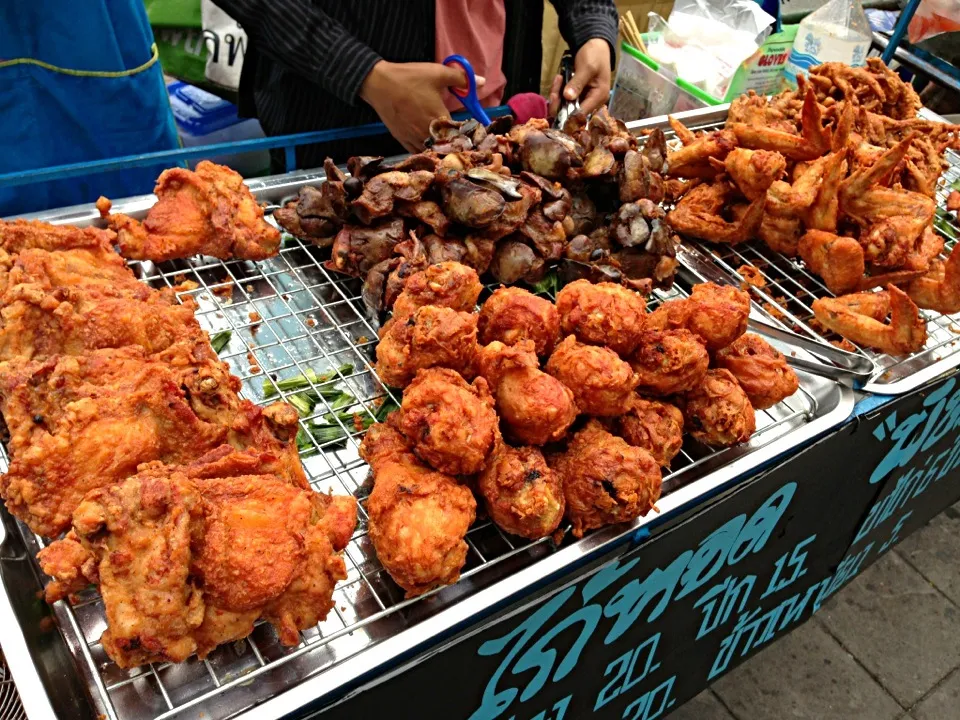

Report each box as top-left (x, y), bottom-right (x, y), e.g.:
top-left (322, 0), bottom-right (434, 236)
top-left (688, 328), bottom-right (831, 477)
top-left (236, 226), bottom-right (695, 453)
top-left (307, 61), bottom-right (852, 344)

top-left (210, 0), bottom-right (382, 105)
top-left (552, 0), bottom-right (619, 64)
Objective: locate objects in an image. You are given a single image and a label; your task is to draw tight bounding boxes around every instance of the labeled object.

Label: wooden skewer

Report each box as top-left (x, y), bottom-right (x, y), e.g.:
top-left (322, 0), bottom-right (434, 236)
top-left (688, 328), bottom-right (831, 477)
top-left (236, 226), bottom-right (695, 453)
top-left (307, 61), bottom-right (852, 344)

top-left (619, 17), bottom-right (642, 52)
top-left (625, 11), bottom-right (648, 54)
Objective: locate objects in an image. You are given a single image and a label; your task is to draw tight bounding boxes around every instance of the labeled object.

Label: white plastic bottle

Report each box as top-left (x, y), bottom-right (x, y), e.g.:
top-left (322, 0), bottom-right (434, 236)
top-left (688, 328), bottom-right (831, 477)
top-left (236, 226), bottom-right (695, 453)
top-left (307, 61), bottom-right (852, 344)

top-left (782, 0), bottom-right (872, 89)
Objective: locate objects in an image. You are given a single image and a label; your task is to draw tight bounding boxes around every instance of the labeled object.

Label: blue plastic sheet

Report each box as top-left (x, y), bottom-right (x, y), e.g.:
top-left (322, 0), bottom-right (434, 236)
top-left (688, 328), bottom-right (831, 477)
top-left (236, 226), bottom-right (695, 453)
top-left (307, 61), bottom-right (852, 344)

top-left (0, 0), bottom-right (180, 216)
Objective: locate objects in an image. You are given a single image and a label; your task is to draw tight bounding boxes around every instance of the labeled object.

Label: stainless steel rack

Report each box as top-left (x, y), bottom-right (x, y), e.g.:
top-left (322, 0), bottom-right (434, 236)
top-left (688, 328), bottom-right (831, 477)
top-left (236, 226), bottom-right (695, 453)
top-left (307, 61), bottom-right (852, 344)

top-left (0, 174), bottom-right (853, 720)
top-left (627, 105), bottom-right (960, 394)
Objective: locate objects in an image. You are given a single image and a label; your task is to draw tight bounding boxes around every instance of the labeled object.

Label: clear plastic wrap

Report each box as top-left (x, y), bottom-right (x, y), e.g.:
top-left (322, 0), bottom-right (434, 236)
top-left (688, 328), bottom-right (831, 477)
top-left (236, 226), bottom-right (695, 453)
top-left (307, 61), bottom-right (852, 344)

top-left (782, 0), bottom-right (872, 88)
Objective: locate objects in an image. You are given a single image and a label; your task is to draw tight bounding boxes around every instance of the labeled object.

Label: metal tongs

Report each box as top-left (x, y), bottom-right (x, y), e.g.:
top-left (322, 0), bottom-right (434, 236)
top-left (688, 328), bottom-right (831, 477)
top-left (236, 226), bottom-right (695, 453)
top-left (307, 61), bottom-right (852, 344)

top-left (676, 244), bottom-right (875, 385)
top-left (555, 51), bottom-right (578, 130)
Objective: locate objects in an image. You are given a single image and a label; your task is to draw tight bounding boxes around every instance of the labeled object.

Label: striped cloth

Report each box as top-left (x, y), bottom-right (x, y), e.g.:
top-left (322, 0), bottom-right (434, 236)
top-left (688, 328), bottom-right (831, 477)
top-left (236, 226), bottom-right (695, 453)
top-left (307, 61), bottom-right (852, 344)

top-left (211, 0), bottom-right (618, 168)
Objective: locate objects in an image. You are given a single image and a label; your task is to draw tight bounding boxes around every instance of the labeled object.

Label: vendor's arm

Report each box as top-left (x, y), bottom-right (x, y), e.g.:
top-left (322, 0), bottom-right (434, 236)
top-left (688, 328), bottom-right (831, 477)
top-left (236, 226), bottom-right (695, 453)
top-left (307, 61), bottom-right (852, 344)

top-left (549, 0), bottom-right (618, 115)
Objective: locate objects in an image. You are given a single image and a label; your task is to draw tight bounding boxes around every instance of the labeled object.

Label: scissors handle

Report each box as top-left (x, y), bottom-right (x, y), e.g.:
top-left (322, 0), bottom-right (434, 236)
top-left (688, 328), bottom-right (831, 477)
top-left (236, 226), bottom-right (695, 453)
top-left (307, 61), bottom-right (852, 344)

top-left (442, 54), bottom-right (491, 126)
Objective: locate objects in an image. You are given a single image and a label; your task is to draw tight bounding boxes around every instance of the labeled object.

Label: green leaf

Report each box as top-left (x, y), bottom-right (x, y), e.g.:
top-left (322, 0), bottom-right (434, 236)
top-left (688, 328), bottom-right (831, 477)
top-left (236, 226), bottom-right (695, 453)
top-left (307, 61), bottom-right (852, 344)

top-left (263, 363), bottom-right (354, 398)
top-left (287, 393), bottom-right (315, 417)
top-left (935, 208), bottom-right (958, 242)
top-left (949, 178), bottom-right (960, 192)
top-left (530, 270), bottom-right (559, 297)
top-left (210, 330), bottom-right (232, 354)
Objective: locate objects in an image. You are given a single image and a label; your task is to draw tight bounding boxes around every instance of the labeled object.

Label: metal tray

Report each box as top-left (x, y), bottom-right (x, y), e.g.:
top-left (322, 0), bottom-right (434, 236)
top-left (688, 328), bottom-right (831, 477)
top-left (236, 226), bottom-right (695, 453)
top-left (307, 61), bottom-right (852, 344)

top-left (0, 176), bottom-right (853, 720)
top-left (626, 105), bottom-right (960, 395)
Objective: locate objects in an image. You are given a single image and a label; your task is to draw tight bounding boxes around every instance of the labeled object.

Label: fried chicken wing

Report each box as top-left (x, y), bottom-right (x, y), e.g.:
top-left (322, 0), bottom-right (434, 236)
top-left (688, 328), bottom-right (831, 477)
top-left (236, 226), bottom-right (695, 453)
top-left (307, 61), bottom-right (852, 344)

top-left (478, 442), bottom-right (564, 539)
top-left (39, 448), bottom-right (355, 668)
top-left (497, 366), bottom-right (579, 445)
top-left (555, 280), bottom-right (647, 357)
top-left (477, 286), bottom-right (560, 356)
top-left (616, 398), bottom-right (684, 468)
top-left (360, 423), bottom-right (476, 597)
top-left (397, 368), bottom-right (498, 475)
top-left (723, 148), bottom-right (787, 201)
top-left (550, 420), bottom-right (661, 538)
top-left (714, 334), bottom-right (799, 409)
top-left (798, 230), bottom-right (865, 294)
top-left (0, 284), bottom-right (204, 361)
top-left (375, 305), bottom-right (479, 388)
top-left (391, 261), bottom-right (483, 320)
top-left (681, 369), bottom-right (756, 446)
top-left (98, 161), bottom-right (280, 262)
top-left (812, 284), bottom-right (927, 354)
top-left (630, 328), bottom-right (709, 396)
top-left (666, 183), bottom-right (764, 245)
top-left (898, 246), bottom-right (960, 314)
top-left (545, 335), bottom-right (639, 416)
top-left (729, 88), bottom-right (832, 161)
top-left (666, 120), bottom-right (736, 178)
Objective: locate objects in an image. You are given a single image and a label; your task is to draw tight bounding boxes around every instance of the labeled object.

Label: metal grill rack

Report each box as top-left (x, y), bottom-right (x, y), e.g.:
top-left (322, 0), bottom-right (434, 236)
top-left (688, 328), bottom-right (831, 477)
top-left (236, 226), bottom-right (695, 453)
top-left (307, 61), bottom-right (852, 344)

top-left (1, 178), bottom-right (853, 720)
top-left (628, 106), bottom-right (960, 394)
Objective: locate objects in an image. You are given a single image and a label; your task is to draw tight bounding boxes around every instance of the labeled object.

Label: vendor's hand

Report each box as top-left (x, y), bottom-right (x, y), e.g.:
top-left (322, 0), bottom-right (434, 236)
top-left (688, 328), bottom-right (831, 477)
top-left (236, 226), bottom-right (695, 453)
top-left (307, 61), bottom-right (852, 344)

top-left (361, 61), bottom-right (485, 153)
top-left (548, 38), bottom-right (612, 117)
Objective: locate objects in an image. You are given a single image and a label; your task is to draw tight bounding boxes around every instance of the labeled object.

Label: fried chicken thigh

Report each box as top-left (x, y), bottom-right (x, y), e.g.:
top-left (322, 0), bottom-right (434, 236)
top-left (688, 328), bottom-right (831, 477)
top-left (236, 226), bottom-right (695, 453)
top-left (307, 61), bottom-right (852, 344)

top-left (551, 420), bottom-right (661, 538)
top-left (38, 448), bottom-right (355, 668)
top-left (545, 335), bottom-right (639, 416)
top-left (630, 328), bottom-right (709, 396)
top-left (477, 286), bottom-right (560, 356)
top-left (616, 398), bottom-right (684, 468)
top-left (555, 280), bottom-right (647, 356)
top-left (360, 423), bottom-right (476, 597)
top-left (98, 161), bottom-right (281, 262)
top-left (681, 369), bottom-right (756, 446)
top-left (397, 368), bottom-right (498, 475)
top-left (714, 334), bottom-right (799, 409)
top-left (478, 442), bottom-right (564, 539)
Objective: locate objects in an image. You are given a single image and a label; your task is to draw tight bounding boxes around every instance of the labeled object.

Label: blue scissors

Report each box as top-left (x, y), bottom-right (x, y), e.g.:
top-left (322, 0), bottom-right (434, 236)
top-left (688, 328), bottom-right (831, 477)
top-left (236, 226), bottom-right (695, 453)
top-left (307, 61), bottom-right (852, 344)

top-left (442, 54), bottom-right (491, 125)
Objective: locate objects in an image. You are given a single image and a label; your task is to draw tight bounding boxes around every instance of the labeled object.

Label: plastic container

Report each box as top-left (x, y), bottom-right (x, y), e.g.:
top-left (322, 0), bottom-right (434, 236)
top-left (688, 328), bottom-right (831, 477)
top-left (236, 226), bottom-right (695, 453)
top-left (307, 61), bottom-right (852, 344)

top-left (167, 81), bottom-right (270, 176)
top-left (782, 0), bottom-right (872, 88)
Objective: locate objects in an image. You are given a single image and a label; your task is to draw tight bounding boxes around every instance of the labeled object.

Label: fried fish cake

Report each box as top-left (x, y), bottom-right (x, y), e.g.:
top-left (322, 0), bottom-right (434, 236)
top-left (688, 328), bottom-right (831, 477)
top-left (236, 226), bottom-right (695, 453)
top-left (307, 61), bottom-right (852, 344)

top-left (477, 286), bottom-right (560, 356)
top-left (545, 335), bottom-right (639, 416)
top-left (555, 280), bottom-right (647, 357)
top-left (681, 369), bottom-right (756, 446)
top-left (714, 334), bottom-right (800, 409)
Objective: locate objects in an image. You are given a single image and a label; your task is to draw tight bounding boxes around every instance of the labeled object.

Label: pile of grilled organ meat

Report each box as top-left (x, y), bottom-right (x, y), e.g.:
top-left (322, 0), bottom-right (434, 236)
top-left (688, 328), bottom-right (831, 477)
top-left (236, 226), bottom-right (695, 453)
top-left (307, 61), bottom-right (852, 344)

top-left (273, 109), bottom-right (680, 316)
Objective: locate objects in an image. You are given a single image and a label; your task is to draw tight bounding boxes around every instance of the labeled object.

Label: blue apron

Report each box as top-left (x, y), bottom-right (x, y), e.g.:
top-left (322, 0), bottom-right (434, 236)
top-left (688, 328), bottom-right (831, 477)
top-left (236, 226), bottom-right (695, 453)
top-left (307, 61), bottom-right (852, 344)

top-left (0, 0), bottom-right (180, 216)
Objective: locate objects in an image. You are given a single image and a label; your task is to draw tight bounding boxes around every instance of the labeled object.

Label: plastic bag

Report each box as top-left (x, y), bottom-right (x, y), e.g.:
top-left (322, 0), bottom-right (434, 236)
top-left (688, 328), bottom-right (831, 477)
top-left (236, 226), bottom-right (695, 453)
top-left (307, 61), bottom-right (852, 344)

top-left (645, 0), bottom-right (775, 99)
top-left (908, 0), bottom-right (960, 43)
top-left (201, 0), bottom-right (247, 92)
top-left (782, 0), bottom-right (872, 88)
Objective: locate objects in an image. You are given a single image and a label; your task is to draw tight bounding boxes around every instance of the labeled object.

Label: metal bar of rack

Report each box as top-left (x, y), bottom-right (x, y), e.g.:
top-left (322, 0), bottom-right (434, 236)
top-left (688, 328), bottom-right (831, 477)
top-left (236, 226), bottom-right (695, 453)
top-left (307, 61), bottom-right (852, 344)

top-left (0, 168), bottom-right (853, 720)
top-left (626, 106), bottom-right (960, 395)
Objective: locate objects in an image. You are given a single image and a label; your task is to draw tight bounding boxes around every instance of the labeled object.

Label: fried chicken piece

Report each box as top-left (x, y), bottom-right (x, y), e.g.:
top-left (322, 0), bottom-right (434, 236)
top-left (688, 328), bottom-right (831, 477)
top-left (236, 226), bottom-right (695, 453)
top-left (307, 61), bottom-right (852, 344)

top-left (0, 218), bottom-right (117, 254)
top-left (391, 261), bottom-right (483, 320)
top-left (812, 284), bottom-right (926, 355)
top-left (666, 183), bottom-right (764, 245)
top-left (360, 423), bottom-right (476, 597)
top-left (723, 148), bottom-right (787, 201)
top-left (899, 246), bottom-right (960, 314)
top-left (98, 161), bottom-right (280, 262)
top-left (477, 442), bottom-right (564, 539)
top-left (477, 286), bottom-right (560, 356)
top-left (728, 91), bottom-right (798, 134)
top-left (759, 182), bottom-right (804, 256)
top-left (666, 119), bottom-right (736, 178)
top-left (714, 334), bottom-right (799, 410)
top-left (0, 284), bottom-right (204, 361)
top-left (804, 149), bottom-right (848, 233)
top-left (397, 368), bottom-right (498, 475)
top-left (550, 420), bottom-right (661, 538)
top-left (630, 328), bottom-right (709, 396)
top-left (555, 280), bottom-right (647, 357)
top-left (681, 369), bottom-right (756, 446)
top-left (798, 230), bottom-right (865, 295)
top-left (38, 448), bottom-right (355, 668)
top-left (545, 335), bottom-right (638, 416)
top-left (374, 305), bottom-right (479, 388)
top-left (473, 339), bottom-right (539, 389)
top-left (497, 366), bottom-right (579, 445)
top-left (647, 283), bottom-right (751, 352)
top-left (729, 88), bottom-right (832, 161)
top-left (616, 398), bottom-right (684, 468)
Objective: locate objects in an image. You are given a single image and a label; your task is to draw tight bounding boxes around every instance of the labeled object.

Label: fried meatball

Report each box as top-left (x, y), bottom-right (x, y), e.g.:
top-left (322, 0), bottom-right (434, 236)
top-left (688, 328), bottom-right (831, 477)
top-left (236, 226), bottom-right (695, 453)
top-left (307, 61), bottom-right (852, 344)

top-left (617, 398), bottom-right (684, 468)
top-left (681, 369), bottom-right (756, 446)
top-left (391, 261), bottom-right (482, 320)
top-left (714, 333), bottom-right (799, 409)
top-left (375, 306), bottom-right (478, 388)
top-left (477, 286), bottom-right (561, 356)
top-left (497, 367), bottom-right (579, 445)
top-left (397, 368), bottom-right (498, 475)
top-left (473, 339), bottom-right (539, 389)
top-left (555, 280), bottom-right (647, 356)
top-left (478, 442), bottom-right (564, 539)
top-left (360, 423), bottom-right (476, 597)
top-left (644, 284), bottom-right (750, 352)
top-left (545, 335), bottom-right (639, 416)
top-left (551, 420), bottom-right (661, 538)
top-left (630, 328), bottom-right (709, 396)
